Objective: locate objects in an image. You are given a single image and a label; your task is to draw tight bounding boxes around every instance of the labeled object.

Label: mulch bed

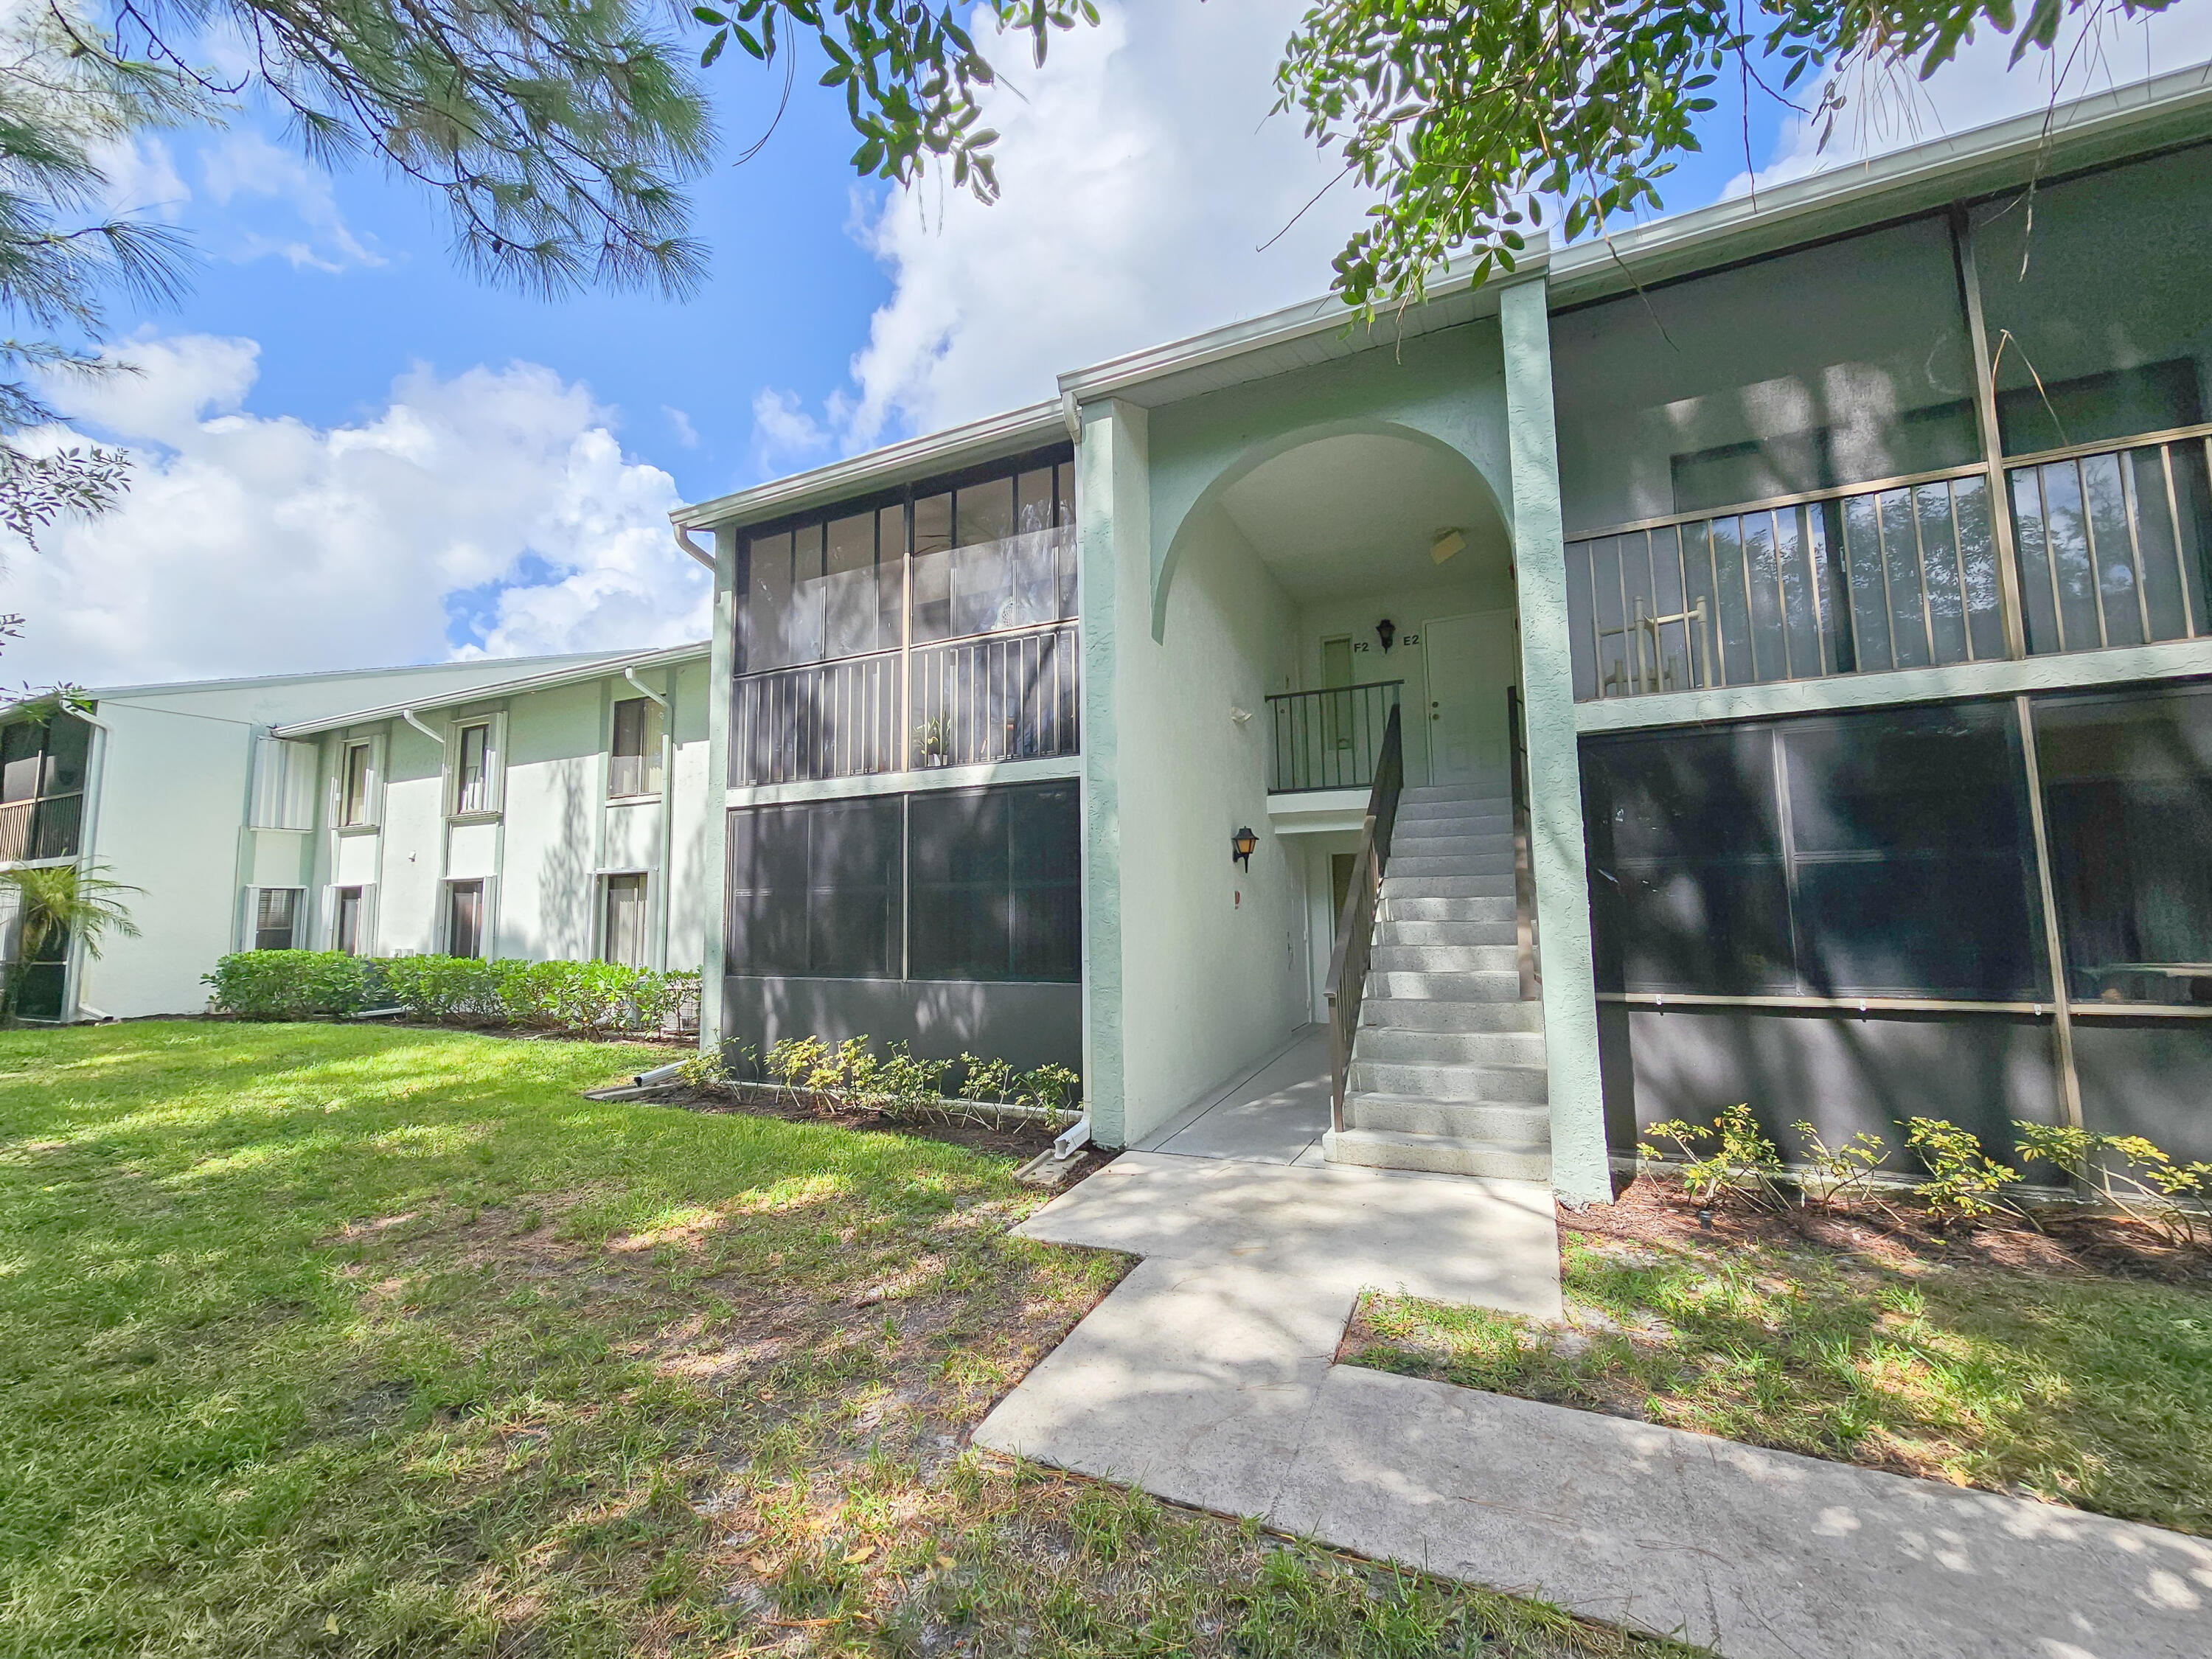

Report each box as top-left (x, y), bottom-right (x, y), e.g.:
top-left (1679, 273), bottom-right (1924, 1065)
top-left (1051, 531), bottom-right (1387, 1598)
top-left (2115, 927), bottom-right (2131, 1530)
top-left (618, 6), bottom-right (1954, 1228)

top-left (1584, 1173), bottom-right (2212, 1286)
top-left (660, 1082), bottom-right (1113, 1175)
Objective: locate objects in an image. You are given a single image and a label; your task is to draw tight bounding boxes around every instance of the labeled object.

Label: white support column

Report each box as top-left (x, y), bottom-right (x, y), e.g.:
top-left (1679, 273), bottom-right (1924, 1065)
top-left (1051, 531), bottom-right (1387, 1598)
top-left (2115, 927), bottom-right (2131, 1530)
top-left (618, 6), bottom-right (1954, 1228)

top-left (700, 527), bottom-right (736, 1054)
top-left (1077, 398), bottom-right (1147, 1147)
top-left (1500, 276), bottom-right (1613, 1204)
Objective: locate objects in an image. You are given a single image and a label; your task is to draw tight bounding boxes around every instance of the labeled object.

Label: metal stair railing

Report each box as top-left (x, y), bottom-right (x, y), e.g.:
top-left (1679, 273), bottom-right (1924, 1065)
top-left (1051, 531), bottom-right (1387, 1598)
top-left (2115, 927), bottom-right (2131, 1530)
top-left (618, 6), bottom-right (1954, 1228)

top-left (1507, 686), bottom-right (1542, 999)
top-left (1323, 702), bottom-right (1403, 1133)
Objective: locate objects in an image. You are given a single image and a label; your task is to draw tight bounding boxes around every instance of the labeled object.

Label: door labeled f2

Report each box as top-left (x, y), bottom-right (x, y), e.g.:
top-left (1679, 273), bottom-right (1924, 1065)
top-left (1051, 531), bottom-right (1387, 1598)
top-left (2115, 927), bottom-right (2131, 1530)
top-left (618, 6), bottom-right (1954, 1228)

top-left (1422, 611), bottom-right (1516, 787)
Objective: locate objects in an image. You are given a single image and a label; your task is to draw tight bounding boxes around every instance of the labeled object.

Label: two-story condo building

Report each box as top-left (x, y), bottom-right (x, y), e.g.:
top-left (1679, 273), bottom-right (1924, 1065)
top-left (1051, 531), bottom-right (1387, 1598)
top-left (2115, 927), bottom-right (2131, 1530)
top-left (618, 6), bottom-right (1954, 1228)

top-left (10, 72), bottom-right (2211, 1203)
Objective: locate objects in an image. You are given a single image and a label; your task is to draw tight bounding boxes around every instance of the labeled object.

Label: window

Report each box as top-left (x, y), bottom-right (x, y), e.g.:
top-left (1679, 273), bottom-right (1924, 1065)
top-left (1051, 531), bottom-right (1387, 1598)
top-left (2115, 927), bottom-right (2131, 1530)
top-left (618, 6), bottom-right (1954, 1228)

top-left (726, 797), bottom-right (902, 978)
top-left (609, 697), bottom-right (664, 797)
top-left (254, 888), bottom-right (300, 950)
top-left (910, 782), bottom-right (1080, 982)
top-left (1582, 703), bottom-right (2041, 1000)
top-left (334, 887), bottom-right (366, 956)
top-left (0, 714), bottom-right (89, 862)
top-left (340, 741), bottom-right (375, 826)
top-left (602, 873), bottom-right (650, 967)
top-left (740, 507), bottom-right (905, 675)
top-left (453, 722), bottom-right (491, 814)
top-left (446, 880), bottom-right (486, 959)
top-left (911, 460), bottom-right (1077, 645)
top-left (2034, 684), bottom-right (2212, 1006)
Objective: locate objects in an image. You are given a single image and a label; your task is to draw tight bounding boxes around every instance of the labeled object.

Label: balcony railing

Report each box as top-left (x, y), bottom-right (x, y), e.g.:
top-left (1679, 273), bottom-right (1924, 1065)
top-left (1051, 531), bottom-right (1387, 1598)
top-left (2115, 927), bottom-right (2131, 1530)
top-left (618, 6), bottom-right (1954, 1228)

top-left (1568, 423), bottom-right (2212, 700)
top-left (731, 651), bottom-right (900, 787)
top-left (911, 622), bottom-right (1079, 768)
top-left (2009, 428), bottom-right (2212, 655)
top-left (731, 622), bottom-right (1081, 786)
top-left (0, 793), bottom-right (80, 863)
top-left (1267, 680), bottom-right (1403, 793)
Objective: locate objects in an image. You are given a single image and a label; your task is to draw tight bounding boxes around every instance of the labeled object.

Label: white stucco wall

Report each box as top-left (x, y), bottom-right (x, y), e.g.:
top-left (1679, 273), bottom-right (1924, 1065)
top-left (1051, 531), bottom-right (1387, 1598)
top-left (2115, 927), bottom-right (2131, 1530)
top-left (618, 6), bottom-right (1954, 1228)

top-left (1112, 502), bottom-right (1310, 1144)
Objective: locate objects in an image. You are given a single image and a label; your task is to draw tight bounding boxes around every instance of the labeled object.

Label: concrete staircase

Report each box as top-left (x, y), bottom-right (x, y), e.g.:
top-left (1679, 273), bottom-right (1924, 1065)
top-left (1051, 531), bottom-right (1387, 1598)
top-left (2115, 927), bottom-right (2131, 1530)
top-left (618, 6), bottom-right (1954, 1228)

top-left (1321, 780), bottom-right (1551, 1183)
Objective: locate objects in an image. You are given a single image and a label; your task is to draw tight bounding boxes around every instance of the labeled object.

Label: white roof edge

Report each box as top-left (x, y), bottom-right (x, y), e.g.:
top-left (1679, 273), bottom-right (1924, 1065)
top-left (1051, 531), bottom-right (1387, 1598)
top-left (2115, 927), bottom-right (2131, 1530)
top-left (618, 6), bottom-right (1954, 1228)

top-left (1548, 61), bottom-right (2212, 299)
top-left (1054, 63), bottom-right (2212, 403)
top-left (671, 399), bottom-right (1066, 536)
top-left (269, 640), bottom-right (709, 738)
top-left (88, 648), bottom-right (616, 703)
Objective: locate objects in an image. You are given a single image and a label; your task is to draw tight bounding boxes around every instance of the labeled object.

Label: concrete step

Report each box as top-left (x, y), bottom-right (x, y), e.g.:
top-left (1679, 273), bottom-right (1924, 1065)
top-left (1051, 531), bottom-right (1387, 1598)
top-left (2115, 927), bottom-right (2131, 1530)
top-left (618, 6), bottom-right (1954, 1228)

top-left (1370, 943), bottom-right (1520, 974)
top-left (1390, 852), bottom-right (1516, 878)
top-left (1368, 969), bottom-right (1523, 1001)
top-left (1389, 827), bottom-right (1513, 849)
top-left (1350, 1057), bottom-right (1549, 1103)
top-left (1383, 873), bottom-right (1516, 900)
top-left (1345, 1092), bottom-right (1553, 1141)
top-left (1374, 918), bottom-right (1518, 947)
top-left (1323, 1127), bottom-right (1554, 1182)
top-left (1395, 805), bottom-right (1512, 830)
top-left (1384, 895), bottom-right (1517, 924)
top-left (1401, 783), bottom-right (1512, 805)
top-left (1352, 1024), bottom-right (1548, 1065)
top-left (1360, 995), bottom-right (1543, 1032)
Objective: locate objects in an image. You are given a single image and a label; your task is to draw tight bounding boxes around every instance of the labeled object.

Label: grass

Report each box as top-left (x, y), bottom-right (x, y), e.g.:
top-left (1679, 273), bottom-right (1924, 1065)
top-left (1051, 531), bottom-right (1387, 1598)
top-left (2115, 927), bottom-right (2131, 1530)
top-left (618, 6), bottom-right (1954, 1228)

top-left (0, 1022), bottom-right (1697, 1658)
top-left (1349, 1224), bottom-right (2212, 1535)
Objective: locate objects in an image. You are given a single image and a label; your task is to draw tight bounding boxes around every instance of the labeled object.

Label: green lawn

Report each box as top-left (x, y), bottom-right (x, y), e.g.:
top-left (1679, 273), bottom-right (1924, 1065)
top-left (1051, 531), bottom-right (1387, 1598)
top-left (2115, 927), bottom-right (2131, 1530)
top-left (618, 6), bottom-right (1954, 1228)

top-left (1351, 1225), bottom-right (2212, 1535)
top-left (0, 1023), bottom-right (1694, 1658)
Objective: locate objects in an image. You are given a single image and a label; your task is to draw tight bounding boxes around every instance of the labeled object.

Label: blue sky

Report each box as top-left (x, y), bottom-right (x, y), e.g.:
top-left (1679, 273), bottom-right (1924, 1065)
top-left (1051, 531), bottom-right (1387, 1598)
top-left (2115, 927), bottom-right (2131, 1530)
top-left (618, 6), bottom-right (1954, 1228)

top-left (11, 1), bottom-right (2210, 688)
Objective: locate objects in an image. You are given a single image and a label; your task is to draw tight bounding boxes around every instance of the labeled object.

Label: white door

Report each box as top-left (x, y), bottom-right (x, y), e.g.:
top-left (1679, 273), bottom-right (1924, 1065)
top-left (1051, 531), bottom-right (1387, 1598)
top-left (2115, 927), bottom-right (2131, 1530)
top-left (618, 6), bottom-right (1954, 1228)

top-left (1423, 611), bottom-right (1517, 787)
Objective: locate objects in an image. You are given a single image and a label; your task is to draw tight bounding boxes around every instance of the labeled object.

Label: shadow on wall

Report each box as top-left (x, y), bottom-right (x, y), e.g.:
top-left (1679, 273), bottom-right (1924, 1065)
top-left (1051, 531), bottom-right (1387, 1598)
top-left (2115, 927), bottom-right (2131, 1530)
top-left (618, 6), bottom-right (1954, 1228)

top-left (535, 761), bottom-right (593, 961)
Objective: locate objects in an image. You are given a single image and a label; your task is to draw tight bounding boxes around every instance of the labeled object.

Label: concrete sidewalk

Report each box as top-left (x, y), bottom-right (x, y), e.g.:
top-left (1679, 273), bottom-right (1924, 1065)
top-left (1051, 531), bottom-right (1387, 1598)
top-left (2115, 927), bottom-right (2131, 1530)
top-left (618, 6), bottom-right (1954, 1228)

top-left (975, 1152), bottom-right (2212, 1659)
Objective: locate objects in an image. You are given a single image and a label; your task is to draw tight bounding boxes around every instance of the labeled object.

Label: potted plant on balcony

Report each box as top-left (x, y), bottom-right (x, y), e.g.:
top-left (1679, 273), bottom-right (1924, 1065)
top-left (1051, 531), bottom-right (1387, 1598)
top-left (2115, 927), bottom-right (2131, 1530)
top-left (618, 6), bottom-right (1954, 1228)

top-left (914, 716), bottom-right (951, 768)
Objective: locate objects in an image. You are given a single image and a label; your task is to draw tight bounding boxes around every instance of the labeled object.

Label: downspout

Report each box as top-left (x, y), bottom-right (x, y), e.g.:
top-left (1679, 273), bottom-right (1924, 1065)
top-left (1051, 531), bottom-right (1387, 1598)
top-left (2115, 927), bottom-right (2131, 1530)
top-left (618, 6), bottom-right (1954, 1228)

top-left (400, 708), bottom-right (445, 748)
top-left (60, 706), bottom-right (112, 1023)
top-left (623, 664), bottom-right (676, 971)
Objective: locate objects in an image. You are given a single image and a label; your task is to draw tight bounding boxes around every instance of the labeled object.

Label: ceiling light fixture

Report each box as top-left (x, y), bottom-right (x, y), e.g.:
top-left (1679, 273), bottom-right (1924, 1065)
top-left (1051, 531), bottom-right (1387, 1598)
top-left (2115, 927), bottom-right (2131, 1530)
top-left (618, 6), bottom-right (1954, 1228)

top-left (1430, 527), bottom-right (1466, 565)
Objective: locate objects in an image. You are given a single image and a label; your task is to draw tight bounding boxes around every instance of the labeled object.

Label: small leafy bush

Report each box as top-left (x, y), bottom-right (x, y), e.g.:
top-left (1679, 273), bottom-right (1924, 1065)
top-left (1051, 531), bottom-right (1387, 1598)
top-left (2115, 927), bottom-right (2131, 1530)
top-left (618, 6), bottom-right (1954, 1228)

top-left (2014, 1121), bottom-right (2212, 1245)
top-left (1792, 1119), bottom-right (1894, 1211)
top-left (747, 1032), bottom-right (1079, 1126)
top-left (205, 951), bottom-right (698, 1037)
top-left (1905, 1117), bottom-right (2021, 1223)
top-left (202, 951), bottom-right (387, 1019)
top-left (1638, 1102), bottom-right (1788, 1209)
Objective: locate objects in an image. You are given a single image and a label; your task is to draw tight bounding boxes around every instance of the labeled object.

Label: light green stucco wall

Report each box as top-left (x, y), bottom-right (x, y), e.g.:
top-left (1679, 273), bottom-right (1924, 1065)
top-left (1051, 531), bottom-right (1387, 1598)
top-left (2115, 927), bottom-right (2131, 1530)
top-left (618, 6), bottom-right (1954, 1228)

top-left (1500, 276), bottom-right (1612, 1204)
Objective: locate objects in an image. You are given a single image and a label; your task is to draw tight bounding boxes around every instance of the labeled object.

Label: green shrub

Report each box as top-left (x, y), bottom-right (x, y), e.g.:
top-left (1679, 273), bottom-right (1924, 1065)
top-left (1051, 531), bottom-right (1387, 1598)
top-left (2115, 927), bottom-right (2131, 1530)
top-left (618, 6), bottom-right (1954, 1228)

top-left (1637, 1102), bottom-right (1788, 1209)
top-left (202, 951), bottom-right (387, 1019)
top-left (204, 952), bottom-right (697, 1036)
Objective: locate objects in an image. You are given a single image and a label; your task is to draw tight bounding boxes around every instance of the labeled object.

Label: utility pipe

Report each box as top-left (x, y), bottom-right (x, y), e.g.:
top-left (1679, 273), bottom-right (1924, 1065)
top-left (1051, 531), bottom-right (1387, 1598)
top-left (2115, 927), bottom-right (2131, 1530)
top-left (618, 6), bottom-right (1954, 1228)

top-left (400, 708), bottom-right (445, 746)
top-left (622, 664), bottom-right (678, 972)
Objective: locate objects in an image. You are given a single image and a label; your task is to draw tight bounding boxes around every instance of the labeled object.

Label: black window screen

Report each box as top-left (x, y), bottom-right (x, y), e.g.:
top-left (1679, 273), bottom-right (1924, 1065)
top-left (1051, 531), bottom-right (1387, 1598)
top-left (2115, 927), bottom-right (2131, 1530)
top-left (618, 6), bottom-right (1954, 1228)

top-left (726, 797), bottom-right (902, 978)
top-left (910, 782), bottom-right (1079, 982)
top-left (255, 888), bottom-right (299, 951)
top-left (2035, 684), bottom-right (2212, 1005)
top-left (1583, 702), bottom-right (2042, 999)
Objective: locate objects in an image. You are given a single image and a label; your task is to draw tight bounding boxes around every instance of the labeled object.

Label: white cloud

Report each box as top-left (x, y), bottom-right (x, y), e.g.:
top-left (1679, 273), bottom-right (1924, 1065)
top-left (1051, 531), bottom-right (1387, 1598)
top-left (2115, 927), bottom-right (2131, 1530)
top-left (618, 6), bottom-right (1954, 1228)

top-left (1723, 4), bottom-right (2212, 199)
top-left (198, 130), bottom-right (383, 271)
top-left (663, 406), bottom-right (700, 448)
top-left (91, 133), bottom-right (189, 221)
top-left (4, 335), bottom-right (705, 686)
top-left (750, 386), bottom-right (830, 468)
top-left (815, 0), bottom-right (1371, 447)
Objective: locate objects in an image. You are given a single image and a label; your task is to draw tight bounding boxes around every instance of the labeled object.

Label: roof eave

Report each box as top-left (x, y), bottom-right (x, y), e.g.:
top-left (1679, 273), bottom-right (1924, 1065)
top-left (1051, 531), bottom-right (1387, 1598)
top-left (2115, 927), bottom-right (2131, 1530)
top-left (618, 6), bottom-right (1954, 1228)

top-left (268, 641), bottom-right (710, 739)
top-left (670, 399), bottom-right (1067, 539)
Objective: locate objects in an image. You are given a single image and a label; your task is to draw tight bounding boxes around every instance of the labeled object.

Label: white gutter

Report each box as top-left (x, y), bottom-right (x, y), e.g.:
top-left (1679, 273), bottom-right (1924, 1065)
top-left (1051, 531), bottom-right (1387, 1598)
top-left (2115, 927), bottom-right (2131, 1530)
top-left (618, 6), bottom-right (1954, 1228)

top-left (623, 665), bottom-right (678, 972)
top-left (400, 708), bottom-right (445, 747)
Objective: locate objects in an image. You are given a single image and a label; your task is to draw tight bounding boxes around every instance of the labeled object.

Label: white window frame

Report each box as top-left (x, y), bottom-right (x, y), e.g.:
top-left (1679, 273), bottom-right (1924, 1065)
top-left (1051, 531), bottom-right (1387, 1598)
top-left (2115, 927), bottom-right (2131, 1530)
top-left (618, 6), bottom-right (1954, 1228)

top-left (240, 886), bottom-right (305, 952)
top-left (608, 695), bottom-right (664, 801)
top-left (596, 868), bottom-right (652, 966)
top-left (439, 874), bottom-right (496, 959)
top-left (325, 883), bottom-right (377, 956)
top-left (333, 734), bottom-right (386, 830)
top-left (445, 711), bottom-right (507, 820)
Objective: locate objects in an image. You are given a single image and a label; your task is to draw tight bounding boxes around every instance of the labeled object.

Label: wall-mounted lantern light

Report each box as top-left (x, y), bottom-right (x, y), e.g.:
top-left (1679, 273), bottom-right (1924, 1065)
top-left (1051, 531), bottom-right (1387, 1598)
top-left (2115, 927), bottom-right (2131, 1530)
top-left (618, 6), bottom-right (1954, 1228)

top-left (1231, 825), bottom-right (1259, 869)
top-left (1376, 618), bottom-right (1397, 653)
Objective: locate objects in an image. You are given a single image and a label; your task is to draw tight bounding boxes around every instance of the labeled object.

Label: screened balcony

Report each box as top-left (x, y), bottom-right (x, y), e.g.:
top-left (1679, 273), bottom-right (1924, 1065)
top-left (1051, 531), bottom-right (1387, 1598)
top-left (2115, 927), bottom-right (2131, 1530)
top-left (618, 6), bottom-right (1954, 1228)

top-left (1555, 142), bottom-right (2212, 702)
top-left (0, 714), bottom-right (89, 863)
top-left (729, 451), bottom-right (1082, 787)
